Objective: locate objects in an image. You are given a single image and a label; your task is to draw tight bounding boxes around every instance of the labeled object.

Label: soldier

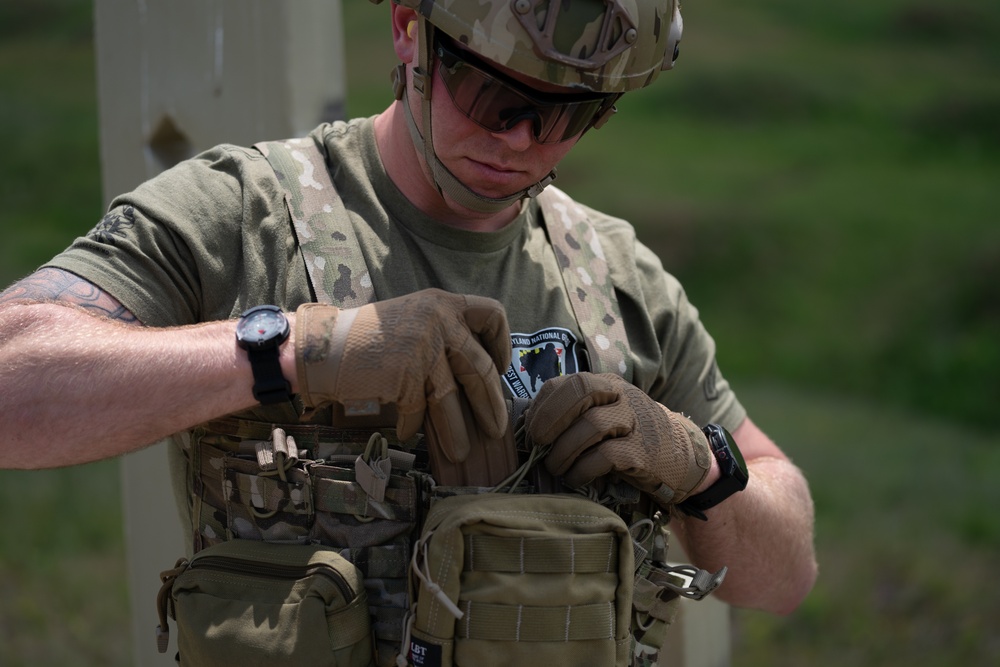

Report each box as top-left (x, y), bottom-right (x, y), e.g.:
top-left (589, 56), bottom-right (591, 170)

top-left (0, 1), bottom-right (816, 665)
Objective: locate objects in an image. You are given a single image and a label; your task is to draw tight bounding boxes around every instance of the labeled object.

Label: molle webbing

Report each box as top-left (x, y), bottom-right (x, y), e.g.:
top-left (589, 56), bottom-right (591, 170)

top-left (456, 600), bottom-right (618, 643)
top-left (457, 533), bottom-right (623, 644)
top-left (409, 493), bottom-right (634, 666)
top-left (254, 138), bottom-right (375, 309)
top-left (198, 416), bottom-right (413, 447)
top-left (189, 422), bottom-right (420, 666)
top-left (463, 532), bottom-right (619, 574)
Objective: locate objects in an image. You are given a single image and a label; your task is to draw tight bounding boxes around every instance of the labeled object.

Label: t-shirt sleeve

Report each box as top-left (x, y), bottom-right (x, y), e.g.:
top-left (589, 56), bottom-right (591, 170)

top-left (44, 144), bottom-right (295, 327)
top-left (643, 250), bottom-right (746, 431)
top-left (599, 215), bottom-right (747, 432)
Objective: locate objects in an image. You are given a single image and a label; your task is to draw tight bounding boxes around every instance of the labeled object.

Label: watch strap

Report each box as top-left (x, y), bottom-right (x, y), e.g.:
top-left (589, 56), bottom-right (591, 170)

top-left (247, 346), bottom-right (292, 405)
top-left (676, 424), bottom-right (748, 521)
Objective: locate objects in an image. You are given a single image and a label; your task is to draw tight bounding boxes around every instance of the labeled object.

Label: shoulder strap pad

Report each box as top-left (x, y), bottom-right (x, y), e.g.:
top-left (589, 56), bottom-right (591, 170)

top-left (255, 138), bottom-right (375, 308)
top-left (537, 186), bottom-right (633, 381)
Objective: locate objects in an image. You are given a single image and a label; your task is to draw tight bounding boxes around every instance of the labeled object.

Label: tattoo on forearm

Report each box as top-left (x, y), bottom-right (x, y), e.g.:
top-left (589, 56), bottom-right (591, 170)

top-left (0, 268), bottom-right (139, 324)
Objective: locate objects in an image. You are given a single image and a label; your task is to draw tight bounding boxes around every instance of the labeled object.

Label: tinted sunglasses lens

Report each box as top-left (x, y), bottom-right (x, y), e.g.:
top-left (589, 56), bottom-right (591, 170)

top-left (533, 99), bottom-right (606, 143)
top-left (438, 54), bottom-right (605, 144)
top-left (439, 63), bottom-right (508, 132)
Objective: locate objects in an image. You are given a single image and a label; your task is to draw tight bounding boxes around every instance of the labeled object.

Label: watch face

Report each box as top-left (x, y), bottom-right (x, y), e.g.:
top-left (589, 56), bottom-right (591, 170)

top-left (720, 427), bottom-right (749, 477)
top-left (236, 306), bottom-right (288, 348)
top-left (702, 423), bottom-right (749, 483)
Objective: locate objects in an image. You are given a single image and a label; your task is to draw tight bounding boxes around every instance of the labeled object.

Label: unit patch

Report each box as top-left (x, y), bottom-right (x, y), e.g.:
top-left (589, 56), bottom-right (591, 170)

top-left (88, 205), bottom-right (136, 247)
top-left (503, 327), bottom-right (583, 399)
top-left (704, 359), bottom-right (721, 401)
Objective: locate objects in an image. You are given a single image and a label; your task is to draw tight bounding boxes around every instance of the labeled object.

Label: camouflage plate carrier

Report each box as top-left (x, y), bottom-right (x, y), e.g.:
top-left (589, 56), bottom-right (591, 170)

top-left (169, 136), bottom-right (723, 667)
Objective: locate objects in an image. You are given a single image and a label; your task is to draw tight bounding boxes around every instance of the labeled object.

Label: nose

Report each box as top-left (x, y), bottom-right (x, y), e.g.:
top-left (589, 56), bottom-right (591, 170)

top-left (491, 117), bottom-right (536, 151)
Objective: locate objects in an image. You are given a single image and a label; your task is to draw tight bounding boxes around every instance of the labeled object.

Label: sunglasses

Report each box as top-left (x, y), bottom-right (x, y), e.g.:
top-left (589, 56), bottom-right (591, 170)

top-left (434, 37), bottom-right (617, 144)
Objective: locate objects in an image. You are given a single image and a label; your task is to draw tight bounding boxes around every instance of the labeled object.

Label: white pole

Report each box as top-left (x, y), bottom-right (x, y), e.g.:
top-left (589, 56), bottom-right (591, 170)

top-left (93, 2), bottom-right (345, 663)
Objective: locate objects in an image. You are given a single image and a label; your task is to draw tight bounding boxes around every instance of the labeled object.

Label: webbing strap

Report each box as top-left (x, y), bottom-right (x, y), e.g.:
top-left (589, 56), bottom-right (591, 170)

top-left (198, 416), bottom-right (412, 450)
top-left (456, 600), bottom-right (616, 642)
top-left (312, 476), bottom-right (415, 520)
top-left (254, 138), bottom-right (375, 309)
top-left (464, 533), bottom-right (618, 574)
top-left (327, 598), bottom-right (376, 651)
top-left (198, 440), bottom-right (417, 521)
top-left (537, 186), bottom-right (633, 381)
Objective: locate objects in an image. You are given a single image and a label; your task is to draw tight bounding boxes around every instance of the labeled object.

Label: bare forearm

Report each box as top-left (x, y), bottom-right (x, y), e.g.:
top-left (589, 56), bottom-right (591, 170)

top-left (673, 456), bottom-right (818, 614)
top-left (0, 302), bottom-right (260, 467)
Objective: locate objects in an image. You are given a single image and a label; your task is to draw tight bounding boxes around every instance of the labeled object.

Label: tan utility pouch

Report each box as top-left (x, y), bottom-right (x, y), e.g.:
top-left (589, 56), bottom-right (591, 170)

top-left (156, 539), bottom-right (375, 666)
top-left (405, 493), bottom-right (635, 667)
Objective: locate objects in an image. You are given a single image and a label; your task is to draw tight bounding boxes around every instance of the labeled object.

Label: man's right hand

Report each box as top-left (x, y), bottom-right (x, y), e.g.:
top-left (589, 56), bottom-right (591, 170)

top-left (295, 288), bottom-right (511, 457)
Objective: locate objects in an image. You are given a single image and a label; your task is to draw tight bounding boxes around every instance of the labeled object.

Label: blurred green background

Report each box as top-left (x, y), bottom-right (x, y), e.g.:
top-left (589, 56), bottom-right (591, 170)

top-left (1, 0), bottom-right (998, 665)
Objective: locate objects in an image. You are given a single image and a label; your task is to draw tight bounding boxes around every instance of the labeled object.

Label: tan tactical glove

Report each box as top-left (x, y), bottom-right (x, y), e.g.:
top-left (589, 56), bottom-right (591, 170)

top-left (524, 373), bottom-right (713, 506)
top-left (295, 289), bottom-right (511, 460)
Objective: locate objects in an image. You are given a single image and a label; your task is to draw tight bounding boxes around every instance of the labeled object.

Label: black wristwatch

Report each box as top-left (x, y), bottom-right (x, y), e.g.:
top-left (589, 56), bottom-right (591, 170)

top-left (677, 424), bottom-right (749, 521)
top-left (235, 305), bottom-right (292, 405)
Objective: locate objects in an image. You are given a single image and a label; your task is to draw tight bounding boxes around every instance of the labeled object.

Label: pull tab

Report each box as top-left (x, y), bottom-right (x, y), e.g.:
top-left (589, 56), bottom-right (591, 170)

top-left (256, 427), bottom-right (299, 470)
top-left (411, 532), bottom-right (464, 620)
top-left (155, 558), bottom-right (189, 653)
top-left (607, 479), bottom-right (641, 506)
top-left (650, 511), bottom-right (671, 564)
top-left (256, 427), bottom-right (299, 483)
top-left (356, 432), bottom-right (391, 502)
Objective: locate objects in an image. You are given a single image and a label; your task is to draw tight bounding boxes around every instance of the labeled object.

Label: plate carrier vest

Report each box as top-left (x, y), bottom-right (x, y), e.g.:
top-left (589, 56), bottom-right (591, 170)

top-left (166, 136), bottom-right (723, 667)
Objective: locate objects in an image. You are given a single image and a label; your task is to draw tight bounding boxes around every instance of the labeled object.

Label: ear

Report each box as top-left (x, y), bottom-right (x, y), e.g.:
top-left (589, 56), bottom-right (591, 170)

top-left (390, 4), bottom-right (419, 64)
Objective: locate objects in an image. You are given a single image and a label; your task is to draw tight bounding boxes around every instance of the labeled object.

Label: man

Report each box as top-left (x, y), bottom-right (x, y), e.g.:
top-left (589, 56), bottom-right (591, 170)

top-left (0, 0), bottom-right (816, 663)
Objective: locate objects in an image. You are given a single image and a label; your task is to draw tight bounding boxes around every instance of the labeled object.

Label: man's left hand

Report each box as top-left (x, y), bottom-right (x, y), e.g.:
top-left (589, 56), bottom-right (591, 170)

top-left (523, 373), bottom-right (713, 505)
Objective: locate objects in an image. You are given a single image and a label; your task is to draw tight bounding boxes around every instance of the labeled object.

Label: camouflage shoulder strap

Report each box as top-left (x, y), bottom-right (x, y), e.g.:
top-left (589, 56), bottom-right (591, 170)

top-left (256, 139), bottom-right (630, 380)
top-left (537, 186), bottom-right (634, 382)
top-left (254, 138), bottom-right (375, 308)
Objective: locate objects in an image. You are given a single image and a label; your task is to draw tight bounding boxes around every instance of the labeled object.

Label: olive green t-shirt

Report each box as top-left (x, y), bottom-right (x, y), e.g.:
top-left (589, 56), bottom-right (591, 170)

top-left (47, 117), bottom-right (745, 431)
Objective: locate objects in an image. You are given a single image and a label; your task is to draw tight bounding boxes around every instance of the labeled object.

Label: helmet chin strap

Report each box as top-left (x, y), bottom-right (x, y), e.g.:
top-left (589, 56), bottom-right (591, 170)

top-left (392, 18), bottom-right (556, 216)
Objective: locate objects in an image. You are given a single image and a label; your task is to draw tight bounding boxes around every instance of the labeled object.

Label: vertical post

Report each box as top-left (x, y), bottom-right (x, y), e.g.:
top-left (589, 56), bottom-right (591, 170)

top-left (661, 598), bottom-right (732, 667)
top-left (93, 1), bottom-right (345, 664)
top-left (660, 543), bottom-right (732, 667)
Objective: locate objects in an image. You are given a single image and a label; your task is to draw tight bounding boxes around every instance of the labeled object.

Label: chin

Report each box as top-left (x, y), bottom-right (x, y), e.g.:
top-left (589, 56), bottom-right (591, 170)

top-left (460, 165), bottom-right (536, 198)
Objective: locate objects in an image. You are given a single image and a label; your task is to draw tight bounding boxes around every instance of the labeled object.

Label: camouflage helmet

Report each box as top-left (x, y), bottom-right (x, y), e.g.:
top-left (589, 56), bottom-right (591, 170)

top-left (378, 0), bottom-right (683, 94)
top-left (370, 0), bottom-right (684, 213)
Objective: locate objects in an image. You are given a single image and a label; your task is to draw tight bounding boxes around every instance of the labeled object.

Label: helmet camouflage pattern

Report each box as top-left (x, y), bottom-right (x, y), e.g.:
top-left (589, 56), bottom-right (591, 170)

top-left (373, 0), bottom-right (683, 93)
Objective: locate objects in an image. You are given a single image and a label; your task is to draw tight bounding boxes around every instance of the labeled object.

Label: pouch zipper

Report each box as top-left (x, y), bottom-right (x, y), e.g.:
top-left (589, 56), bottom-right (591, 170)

top-left (188, 555), bottom-right (356, 600)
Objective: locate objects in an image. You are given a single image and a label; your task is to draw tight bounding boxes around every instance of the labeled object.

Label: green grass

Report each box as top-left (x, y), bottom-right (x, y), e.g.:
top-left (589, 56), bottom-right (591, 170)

top-left (0, 0), bottom-right (102, 282)
top-left (2, 1), bottom-right (999, 665)
top-left (732, 384), bottom-right (1000, 666)
top-left (0, 462), bottom-right (129, 667)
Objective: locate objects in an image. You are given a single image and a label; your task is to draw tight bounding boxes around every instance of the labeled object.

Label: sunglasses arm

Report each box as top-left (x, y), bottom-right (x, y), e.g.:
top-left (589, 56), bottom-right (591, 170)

top-left (591, 104), bottom-right (617, 131)
top-left (589, 94), bottom-right (623, 131)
